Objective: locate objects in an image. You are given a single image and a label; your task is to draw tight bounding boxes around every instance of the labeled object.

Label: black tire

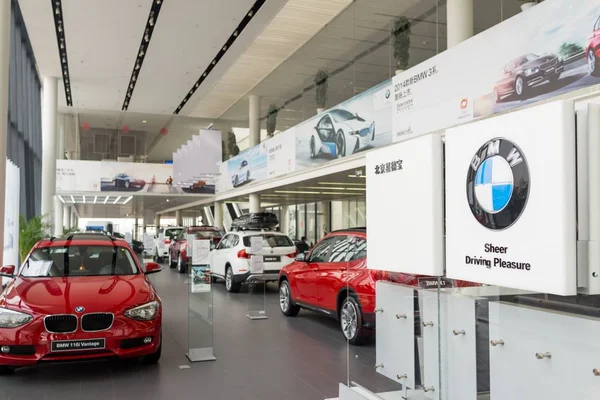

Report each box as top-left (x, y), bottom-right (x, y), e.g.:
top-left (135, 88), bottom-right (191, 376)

top-left (225, 266), bottom-right (240, 293)
top-left (371, 124), bottom-right (376, 141)
top-left (0, 366), bottom-right (14, 375)
top-left (309, 136), bottom-right (316, 159)
top-left (589, 49), bottom-right (599, 77)
top-left (234, 175), bottom-right (239, 187)
top-left (168, 252), bottom-right (176, 268)
top-left (177, 253), bottom-right (187, 274)
top-left (279, 280), bottom-right (300, 317)
top-left (142, 340), bottom-right (161, 365)
top-left (246, 171), bottom-right (250, 181)
top-left (514, 75), bottom-right (526, 99)
top-left (336, 130), bottom-right (346, 158)
top-left (339, 295), bottom-right (368, 346)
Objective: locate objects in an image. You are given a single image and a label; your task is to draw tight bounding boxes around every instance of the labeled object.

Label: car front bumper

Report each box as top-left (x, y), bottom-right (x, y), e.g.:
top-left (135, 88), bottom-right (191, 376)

top-left (0, 315), bottom-right (161, 367)
top-left (526, 64), bottom-right (564, 86)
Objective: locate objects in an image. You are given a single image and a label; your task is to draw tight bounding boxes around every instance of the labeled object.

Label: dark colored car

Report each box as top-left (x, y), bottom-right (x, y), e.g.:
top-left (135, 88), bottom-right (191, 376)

top-left (168, 226), bottom-right (224, 273)
top-left (231, 212), bottom-right (278, 231)
top-left (587, 14), bottom-right (600, 77)
top-left (278, 228), bottom-right (479, 345)
top-left (0, 233), bottom-right (163, 374)
top-left (112, 232), bottom-right (144, 254)
top-left (114, 173), bottom-right (145, 189)
top-left (493, 53), bottom-right (563, 102)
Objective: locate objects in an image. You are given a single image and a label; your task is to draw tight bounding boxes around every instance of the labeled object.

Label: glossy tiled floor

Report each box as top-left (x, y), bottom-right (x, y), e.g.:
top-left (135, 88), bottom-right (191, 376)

top-left (0, 263), bottom-right (397, 400)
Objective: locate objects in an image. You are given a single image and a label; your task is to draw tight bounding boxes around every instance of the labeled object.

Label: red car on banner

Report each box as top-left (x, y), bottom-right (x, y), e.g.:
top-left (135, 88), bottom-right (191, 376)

top-left (587, 14), bottom-right (600, 76)
top-left (278, 228), bottom-right (478, 345)
top-left (0, 234), bottom-right (163, 374)
top-left (168, 226), bottom-right (224, 273)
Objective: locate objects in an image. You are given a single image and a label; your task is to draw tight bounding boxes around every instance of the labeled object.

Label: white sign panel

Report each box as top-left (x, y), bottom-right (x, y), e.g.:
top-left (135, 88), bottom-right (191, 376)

top-left (250, 236), bottom-right (263, 255)
top-left (250, 255), bottom-right (264, 274)
top-left (142, 234), bottom-right (154, 254)
top-left (366, 133), bottom-right (444, 275)
top-left (266, 129), bottom-right (296, 178)
top-left (192, 239), bottom-right (210, 265)
top-left (445, 100), bottom-right (576, 295)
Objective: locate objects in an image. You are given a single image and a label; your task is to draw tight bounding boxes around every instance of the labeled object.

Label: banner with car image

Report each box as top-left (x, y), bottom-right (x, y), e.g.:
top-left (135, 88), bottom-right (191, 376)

top-left (56, 159), bottom-right (216, 195)
top-left (224, 142), bottom-right (269, 191)
top-left (295, 81), bottom-right (393, 169)
top-left (392, 0), bottom-right (600, 140)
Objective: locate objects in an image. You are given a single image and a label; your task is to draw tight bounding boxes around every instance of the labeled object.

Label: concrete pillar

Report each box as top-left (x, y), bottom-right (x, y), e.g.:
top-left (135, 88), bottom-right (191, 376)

top-left (70, 208), bottom-right (76, 230)
top-left (280, 205), bottom-right (289, 235)
top-left (447, 0), bottom-right (473, 48)
top-left (62, 205), bottom-right (70, 229)
top-left (41, 76), bottom-right (58, 228)
top-left (249, 94), bottom-right (261, 147)
top-left (134, 218), bottom-right (139, 240)
top-left (57, 114), bottom-right (65, 162)
top-left (249, 194), bottom-right (260, 213)
top-left (214, 201), bottom-right (223, 229)
top-left (54, 197), bottom-right (63, 236)
top-left (175, 210), bottom-right (182, 226)
top-left (320, 201), bottom-right (330, 235)
top-left (0, 0), bottom-right (9, 255)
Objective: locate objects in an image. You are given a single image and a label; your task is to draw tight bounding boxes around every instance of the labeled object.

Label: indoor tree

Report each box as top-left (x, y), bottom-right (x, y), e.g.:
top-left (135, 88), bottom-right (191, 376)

top-left (267, 104), bottom-right (278, 138)
top-left (392, 16), bottom-right (411, 73)
top-left (314, 69), bottom-right (328, 112)
top-left (19, 215), bottom-right (50, 262)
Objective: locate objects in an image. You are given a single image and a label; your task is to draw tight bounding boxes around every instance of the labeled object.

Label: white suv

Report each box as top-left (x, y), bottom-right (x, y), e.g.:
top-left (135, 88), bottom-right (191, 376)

top-left (210, 230), bottom-right (297, 292)
top-left (154, 226), bottom-right (184, 262)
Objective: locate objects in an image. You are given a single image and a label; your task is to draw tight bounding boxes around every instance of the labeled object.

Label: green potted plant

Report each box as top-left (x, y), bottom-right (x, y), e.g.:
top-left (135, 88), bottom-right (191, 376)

top-left (314, 69), bottom-right (328, 114)
top-left (19, 215), bottom-right (50, 262)
top-left (267, 104), bottom-right (278, 138)
top-left (392, 16), bottom-right (411, 75)
top-left (518, 0), bottom-right (543, 12)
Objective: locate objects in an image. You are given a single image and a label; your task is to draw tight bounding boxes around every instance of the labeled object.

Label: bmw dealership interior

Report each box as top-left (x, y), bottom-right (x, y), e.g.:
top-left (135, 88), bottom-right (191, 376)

top-left (1, 0), bottom-right (600, 399)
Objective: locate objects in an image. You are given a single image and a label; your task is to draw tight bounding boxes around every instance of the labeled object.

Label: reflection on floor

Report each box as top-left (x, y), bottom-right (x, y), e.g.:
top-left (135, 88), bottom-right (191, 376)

top-left (0, 263), bottom-right (398, 400)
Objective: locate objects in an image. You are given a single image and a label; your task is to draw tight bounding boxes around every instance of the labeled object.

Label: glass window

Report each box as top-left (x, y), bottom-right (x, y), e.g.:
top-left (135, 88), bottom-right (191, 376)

top-left (230, 234), bottom-right (240, 247)
top-left (21, 246), bottom-right (139, 277)
top-left (308, 237), bottom-right (335, 263)
top-left (307, 203), bottom-right (316, 245)
top-left (329, 236), bottom-right (352, 262)
top-left (243, 234), bottom-right (294, 248)
top-left (346, 237), bottom-right (367, 261)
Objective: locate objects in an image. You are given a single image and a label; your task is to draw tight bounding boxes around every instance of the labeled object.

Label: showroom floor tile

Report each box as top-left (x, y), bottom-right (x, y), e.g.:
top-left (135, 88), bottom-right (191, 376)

top-left (0, 264), bottom-right (399, 400)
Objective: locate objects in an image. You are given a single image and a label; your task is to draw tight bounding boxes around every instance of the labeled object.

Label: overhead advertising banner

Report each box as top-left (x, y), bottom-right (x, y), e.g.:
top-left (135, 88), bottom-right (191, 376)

top-left (56, 160), bottom-right (216, 195)
top-left (445, 101), bottom-right (577, 295)
top-left (392, 0), bottom-right (600, 141)
top-left (267, 128), bottom-right (296, 178)
top-left (366, 133), bottom-right (444, 276)
top-left (295, 81), bottom-right (393, 170)
top-left (225, 141), bottom-right (268, 191)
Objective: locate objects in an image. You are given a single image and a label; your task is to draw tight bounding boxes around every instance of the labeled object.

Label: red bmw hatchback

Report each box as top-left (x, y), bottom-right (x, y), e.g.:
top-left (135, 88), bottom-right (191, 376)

top-left (0, 233), bottom-right (163, 374)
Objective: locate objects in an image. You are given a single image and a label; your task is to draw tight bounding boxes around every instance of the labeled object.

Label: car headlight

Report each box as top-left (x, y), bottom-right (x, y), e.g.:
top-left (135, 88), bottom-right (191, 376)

top-left (349, 130), bottom-right (359, 136)
top-left (0, 307), bottom-right (32, 328)
top-left (124, 301), bottom-right (159, 321)
top-left (525, 67), bottom-right (539, 76)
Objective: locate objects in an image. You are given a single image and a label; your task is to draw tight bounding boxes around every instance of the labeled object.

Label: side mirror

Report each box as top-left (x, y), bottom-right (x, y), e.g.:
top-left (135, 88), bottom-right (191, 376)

top-left (0, 265), bottom-right (15, 277)
top-left (211, 243), bottom-right (216, 250)
top-left (144, 262), bottom-right (162, 275)
top-left (295, 253), bottom-right (307, 262)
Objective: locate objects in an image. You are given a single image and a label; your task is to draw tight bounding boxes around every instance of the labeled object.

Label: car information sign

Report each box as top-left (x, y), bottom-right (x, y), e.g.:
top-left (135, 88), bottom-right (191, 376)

top-left (192, 239), bottom-right (210, 265)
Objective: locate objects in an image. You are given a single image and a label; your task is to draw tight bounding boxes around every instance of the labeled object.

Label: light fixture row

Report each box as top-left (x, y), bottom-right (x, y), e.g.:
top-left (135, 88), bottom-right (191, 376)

top-left (58, 195), bottom-right (133, 205)
top-left (51, 0), bottom-right (72, 106)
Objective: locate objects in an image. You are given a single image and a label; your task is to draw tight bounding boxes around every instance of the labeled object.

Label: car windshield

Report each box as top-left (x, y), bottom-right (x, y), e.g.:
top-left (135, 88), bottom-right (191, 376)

top-left (165, 229), bottom-right (183, 240)
top-left (20, 245), bottom-right (140, 277)
top-left (330, 109), bottom-right (357, 122)
top-left (243, 234), bottom-right (294, 248)
top-left (524, 53), bottom-right (538, 62)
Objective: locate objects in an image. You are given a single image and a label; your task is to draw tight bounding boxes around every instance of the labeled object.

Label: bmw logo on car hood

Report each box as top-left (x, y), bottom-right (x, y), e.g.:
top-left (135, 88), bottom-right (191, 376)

top-left (466, 137), bottom-right (530, 230)
top-left (75, 306), bottom-right (85, 313)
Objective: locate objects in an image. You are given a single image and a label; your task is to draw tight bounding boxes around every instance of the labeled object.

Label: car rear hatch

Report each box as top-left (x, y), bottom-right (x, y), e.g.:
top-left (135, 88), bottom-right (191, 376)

top-left (242, 234), bottom-right (297, 272)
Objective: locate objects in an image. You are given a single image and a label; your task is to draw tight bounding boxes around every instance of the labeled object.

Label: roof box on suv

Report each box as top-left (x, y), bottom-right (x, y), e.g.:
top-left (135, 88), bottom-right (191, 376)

top-left (231, 212), bottom-right (278, 231)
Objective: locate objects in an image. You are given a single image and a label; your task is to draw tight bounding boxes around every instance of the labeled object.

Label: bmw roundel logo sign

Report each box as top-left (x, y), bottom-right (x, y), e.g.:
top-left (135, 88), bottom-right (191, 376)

top-left (75, 306), bottom-right (85, 313)
top-left (466, 138), bottom-right (530, 230)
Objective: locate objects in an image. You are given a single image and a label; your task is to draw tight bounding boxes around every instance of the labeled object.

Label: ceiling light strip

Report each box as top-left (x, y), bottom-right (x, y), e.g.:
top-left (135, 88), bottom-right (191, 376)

top-left (50, 0), bottom-right (72, 106)
top-left (172, 0), bottom-right (267, 115)
top-left (121, 0), bottom-right (165, 111)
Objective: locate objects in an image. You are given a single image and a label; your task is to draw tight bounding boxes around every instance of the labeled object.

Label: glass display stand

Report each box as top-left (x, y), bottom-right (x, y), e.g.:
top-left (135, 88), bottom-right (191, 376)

top-left (186, 260), bottom-right (216, 362)
top-left (246, 238), bottom-right (267, 320)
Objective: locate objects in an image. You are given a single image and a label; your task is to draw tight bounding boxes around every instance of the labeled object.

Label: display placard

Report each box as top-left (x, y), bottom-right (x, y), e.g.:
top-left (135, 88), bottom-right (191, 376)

top-left (445, 100), bottom-right (576, 295)
top-left (191, 266), bottom-right (211, 293)
top-left (250, 236), bottom-right (263, 255)
top-left (366, 133), bottom-right (444, 276)
top-left (250, 255), bottom-right (264, 274)
top-left (192, 239), bottom-right (210, 265)
top-left (142, 234), bottom-right (154, 253)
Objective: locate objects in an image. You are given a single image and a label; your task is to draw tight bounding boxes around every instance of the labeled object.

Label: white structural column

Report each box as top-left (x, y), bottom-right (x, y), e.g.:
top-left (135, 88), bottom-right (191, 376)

top-left (41, 76), bottom-right (58, 228)
top-left (320, 202), bottom-right (330, 234)
top-left (0, 0), bottom-right (9, 255)
top-left (70, 209), bottom-right (76, 230)
top-left (249, 194), bottom-right (260, 213)
top-left (280, 205), bottom-right (289, 235)
top-left (213, 201), bottom-right (223, 229)
top-left (53, 197), bottom-right (63, 236)
top-left (155, 214), bottom-right (161, 229)
top-left (249, 94), bottom-right (261, 147)
top-left (63, 205), bottom-right (70, 229)
top-left (447, 0), bottom-right (473, 48)
top-left (53, 115), bottom-right (65, 236)
top-left (175, 210), bottom-right (182, 226)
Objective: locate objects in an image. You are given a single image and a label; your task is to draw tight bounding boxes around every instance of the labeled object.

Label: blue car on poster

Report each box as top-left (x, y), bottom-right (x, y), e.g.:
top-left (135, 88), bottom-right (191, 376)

top-left (310, 108), bottom-right (375, 159)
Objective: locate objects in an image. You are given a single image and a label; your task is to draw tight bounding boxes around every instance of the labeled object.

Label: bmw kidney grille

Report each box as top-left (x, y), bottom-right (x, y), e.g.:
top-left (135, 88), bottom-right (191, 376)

top-left (81, 313), bottom-right (114, 332)
top-left (44, 315), bottom-right (78, 333)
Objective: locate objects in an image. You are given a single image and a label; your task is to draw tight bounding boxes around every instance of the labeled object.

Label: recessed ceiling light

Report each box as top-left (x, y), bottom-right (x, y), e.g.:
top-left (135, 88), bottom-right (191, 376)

top-left (166, 199), bottom-right (170, 202)
top-left (142, 120), bottom-right (147, 123)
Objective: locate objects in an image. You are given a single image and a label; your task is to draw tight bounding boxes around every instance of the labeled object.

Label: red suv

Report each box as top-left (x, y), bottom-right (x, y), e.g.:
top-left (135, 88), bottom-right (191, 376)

top-left (587, 14), bottom-right (600, 77)
top-left (278, 228), bottom-right (477, 345)
top-left (0, 233), bottom-right (163, 374)
top-left (169, 226), bottom-right (223, 273)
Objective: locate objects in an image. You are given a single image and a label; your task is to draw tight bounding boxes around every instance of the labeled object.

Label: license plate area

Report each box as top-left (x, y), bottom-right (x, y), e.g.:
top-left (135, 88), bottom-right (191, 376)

top-left (51, 338), bottom-right (106, 352)
top-left (263, 256), bottom-right (280, 262)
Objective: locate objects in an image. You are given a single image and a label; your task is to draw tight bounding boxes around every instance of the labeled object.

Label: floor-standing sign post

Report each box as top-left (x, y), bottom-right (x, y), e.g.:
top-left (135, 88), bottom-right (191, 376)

top-left (246, 235), bottom-right (267, 320)
top-left (186, 238), bottom-right (216, 362)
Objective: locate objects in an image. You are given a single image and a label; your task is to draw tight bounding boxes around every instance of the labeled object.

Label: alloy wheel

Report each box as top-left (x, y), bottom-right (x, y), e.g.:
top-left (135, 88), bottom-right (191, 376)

top-left (225, 268), bottom-right (232, 291)
top-left (310, 138), bottom-right (316, 158)
top-left (589, 50), bottom-right (597, 74)
top-left (515, 76), bottom-right (524, 96)
top-left (336, 133), bottom-right (345, 158)
top-left (177, 254), bottom-right (183, 272)
top-left (341, 300), bottom-right (358, 340)
top-left (279, 283), bottom-right (290, 312)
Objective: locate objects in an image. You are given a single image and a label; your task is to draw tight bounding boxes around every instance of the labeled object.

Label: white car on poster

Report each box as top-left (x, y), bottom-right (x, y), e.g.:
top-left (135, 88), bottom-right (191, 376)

top-left (310, 108), bottom-right (375, 159)
top-left (209, 230), bottom-right (297, 293)
top-left (231, 160), bottom-right (250, 187)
